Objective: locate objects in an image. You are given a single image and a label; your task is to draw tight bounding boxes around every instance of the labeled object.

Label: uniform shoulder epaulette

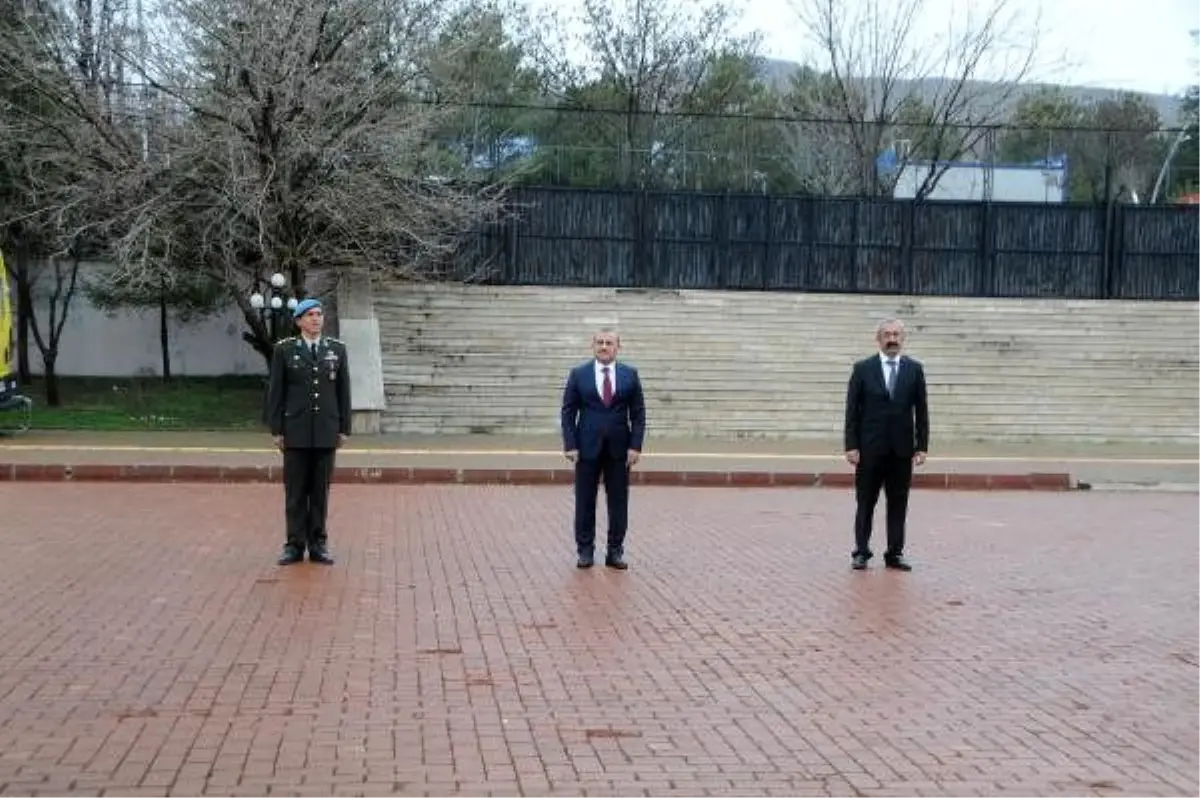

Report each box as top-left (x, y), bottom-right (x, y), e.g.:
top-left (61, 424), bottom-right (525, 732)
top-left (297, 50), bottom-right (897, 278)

top-left (325, 336), bottom-right (344, 344)
top-left (275, 336), bottom-right (296, 346)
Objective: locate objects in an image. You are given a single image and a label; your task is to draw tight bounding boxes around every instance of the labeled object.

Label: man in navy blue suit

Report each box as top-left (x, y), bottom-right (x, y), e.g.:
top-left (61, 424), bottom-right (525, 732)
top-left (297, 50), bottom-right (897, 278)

top-left (560, 329), bottom-right (646, 570)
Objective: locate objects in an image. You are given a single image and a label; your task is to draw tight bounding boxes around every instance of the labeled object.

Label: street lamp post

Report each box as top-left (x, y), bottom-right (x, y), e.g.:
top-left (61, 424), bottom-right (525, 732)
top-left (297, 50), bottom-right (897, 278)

top-left (248, 272), bottom-right (301, 344)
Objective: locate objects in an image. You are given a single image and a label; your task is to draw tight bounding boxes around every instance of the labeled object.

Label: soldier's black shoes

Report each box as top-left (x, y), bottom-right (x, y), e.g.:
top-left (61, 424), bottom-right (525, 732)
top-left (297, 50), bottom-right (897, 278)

top-left (851, 553), bottom-right (869, 570)
top-left (605, 555), bottom-right (628, 570)
top-left (309, 547), bottom-right (335, 565)
top-left (278, 547), bottom-right (304, 566)
top-left (577, 554), bottom-right (594, 569)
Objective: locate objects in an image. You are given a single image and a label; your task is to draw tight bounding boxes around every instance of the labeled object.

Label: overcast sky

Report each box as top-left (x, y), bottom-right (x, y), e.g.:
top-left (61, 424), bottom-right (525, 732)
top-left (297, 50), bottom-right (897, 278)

top-left (535, 0), bottom-right (1198, 96)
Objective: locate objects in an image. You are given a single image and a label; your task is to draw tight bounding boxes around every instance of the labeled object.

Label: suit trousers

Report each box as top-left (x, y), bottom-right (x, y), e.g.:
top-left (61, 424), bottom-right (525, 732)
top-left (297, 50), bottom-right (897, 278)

top-left (573, 448), bottom-right (630, 556)
top-left (853, 451), bottom-right (913, 559)
top-left (283, 447), bottom-right (336, 552)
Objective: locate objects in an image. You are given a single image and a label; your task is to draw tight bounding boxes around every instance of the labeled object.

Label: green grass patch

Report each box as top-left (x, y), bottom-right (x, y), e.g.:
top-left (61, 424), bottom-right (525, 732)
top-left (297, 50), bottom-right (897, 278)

top-left (9, 375), bottom-right (268, 431)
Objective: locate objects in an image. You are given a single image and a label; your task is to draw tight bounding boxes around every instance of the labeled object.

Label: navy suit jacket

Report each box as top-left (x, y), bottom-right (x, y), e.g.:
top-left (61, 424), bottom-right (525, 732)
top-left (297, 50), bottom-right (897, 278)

top-left (560, 360), bottom-right (646, 460)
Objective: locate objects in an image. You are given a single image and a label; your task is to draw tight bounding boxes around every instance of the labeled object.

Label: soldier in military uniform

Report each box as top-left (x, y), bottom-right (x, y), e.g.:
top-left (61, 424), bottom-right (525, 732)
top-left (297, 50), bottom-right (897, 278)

top-left (264, 298), bottom-right (352, 565)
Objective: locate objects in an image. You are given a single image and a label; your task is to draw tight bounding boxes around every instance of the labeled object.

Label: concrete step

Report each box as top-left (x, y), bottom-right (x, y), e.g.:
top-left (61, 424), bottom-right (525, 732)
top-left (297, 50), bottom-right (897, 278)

top-left (382, 311), bottom-right (1199, 323)
top-left (377, 287), bottom-right (1197, 309)
top-left (385, 402), bottom-right (1195, 420)
top-left (380, 312), bottom-right (1198, 328)
top-left (377, 423), bottom-right (1193, 445)
top-left (382, 338), bottom-right (1197, 356)
top-left (385, 402), bottom-right (1192, 421)
top-left (383, 334), bottom-right (1198, 350)
top-left (383, 377), bottom-right (1197, 399)
top-left (382, 358), bottom-right (1198, 374)
top-left (382, 357), bottom-right (1197, 375)
top-left (387, 305), bottom-right (1189, 320)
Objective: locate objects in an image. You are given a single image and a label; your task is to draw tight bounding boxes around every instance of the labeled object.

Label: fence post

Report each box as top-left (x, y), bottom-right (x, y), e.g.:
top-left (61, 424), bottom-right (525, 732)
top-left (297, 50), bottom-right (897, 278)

top-left (1101, 201), bottom-right (1124, 299)
top-left (850, 199), bottom-right (862, 292)
top-left (802, 198), bottom-right (816, 290)
top-left (1112, 203), bottom-right (1126, 298)
top-left (505, 190), bottom-right (519, 284)
top-left (632, 188), bottom-right (650, 287)
top-left (977, 201), bottom-right (992, 296)
top-left (714, 192), bottom-right (729, 289)
top-left (901, 200), bottom-right (915, 294)
top-left (761, 195), bottom-right (772, 291)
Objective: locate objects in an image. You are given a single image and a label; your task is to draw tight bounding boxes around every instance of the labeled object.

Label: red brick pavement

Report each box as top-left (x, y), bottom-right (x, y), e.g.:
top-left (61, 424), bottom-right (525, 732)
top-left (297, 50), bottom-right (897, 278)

top-left (0, 484), bottom-right (1195, 797)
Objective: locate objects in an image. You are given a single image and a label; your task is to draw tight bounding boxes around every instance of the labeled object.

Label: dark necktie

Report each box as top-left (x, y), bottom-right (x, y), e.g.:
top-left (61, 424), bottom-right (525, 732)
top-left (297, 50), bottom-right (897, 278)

top-left (886, 359), bottom-right (897, 398)
top-left (601, 366), bottom-right (613, 406)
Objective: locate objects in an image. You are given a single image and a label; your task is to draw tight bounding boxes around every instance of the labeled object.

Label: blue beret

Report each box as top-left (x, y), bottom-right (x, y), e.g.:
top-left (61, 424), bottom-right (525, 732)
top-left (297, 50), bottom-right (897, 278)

top-left (293, 298), bottom-right (322, 318)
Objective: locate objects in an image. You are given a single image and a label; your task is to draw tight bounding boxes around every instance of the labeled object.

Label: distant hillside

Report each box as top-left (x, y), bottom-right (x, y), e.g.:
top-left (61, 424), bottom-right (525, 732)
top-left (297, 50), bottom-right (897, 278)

top-left (758, 58), bottom-right (1185, 127)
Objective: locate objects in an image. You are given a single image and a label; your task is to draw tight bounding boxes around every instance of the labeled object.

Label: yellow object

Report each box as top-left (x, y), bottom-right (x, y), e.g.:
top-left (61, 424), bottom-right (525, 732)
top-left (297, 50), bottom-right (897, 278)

top-left (0, 247), bottom-right (12, 379)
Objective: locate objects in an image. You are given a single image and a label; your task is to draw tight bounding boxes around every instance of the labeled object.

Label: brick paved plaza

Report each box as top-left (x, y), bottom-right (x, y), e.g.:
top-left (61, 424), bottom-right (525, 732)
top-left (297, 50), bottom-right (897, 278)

top-left (0, 483), bottom-right (1196, 797)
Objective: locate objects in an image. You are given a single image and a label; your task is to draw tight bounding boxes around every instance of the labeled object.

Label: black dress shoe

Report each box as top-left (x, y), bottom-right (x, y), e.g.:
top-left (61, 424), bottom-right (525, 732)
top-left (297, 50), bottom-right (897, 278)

top-left (277, 548), bottom-right (304, 566)
top-left (605, 556), bottom-right (628, 570)
top-left (576, 554), bottom-right (594, 569)
top-left (884, 556), bottom-right (912, 571)
top-left (851, 554), bottom-right (869, 570)
top-left (309, 548), bottom-right (335, 565)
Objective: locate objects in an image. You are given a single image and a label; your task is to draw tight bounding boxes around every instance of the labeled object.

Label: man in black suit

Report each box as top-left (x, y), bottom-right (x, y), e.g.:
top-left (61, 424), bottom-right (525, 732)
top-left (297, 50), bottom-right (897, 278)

top-left (264, 298), bottom-right (352, 566)
top-left (560, 329), bottom-right (646, 570)
top-left (843, 318), bottom-right (929, 572)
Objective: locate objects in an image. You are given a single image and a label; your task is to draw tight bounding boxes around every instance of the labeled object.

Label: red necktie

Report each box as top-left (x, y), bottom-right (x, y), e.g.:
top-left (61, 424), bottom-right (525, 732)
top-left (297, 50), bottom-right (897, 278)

top-left (601, 366), bottom-right (613, 406)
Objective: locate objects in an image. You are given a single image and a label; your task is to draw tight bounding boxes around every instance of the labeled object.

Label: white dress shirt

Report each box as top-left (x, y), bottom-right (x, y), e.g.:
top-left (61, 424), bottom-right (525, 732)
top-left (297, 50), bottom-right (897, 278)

top-left (593, 359), bottom-right (617, 398)
top-left (879, 351), bottom-right (900, 394)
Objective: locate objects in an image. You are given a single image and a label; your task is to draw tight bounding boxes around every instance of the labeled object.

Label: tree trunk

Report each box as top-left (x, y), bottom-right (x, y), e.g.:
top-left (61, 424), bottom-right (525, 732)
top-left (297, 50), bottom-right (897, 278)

top-left (237, 300), bottom-right (276, 366)
top-left (159, 282), bottom-right (171, 382)
top-left (15, 255), bottom-right (32, 385)
top-left (43, 352), bottom-right (61, 406)
top-left (17, 293), bottom-right (31, 384)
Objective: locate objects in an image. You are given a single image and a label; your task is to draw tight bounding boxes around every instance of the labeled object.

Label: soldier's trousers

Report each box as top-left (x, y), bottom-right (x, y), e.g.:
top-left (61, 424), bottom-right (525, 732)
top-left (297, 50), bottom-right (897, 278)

top-left (283, 447), bottom-right (336, 552)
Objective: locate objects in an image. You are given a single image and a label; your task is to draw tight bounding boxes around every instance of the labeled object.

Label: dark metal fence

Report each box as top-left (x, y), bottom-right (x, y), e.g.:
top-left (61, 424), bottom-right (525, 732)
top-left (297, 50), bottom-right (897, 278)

top-left (456, 187), bottom-right (1199, 300)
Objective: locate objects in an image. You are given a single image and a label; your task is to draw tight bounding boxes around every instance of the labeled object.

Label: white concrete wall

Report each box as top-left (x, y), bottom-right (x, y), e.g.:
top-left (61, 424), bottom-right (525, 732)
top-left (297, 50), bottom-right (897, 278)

top-left (29, 303), bottom-right (267, 378)
top-left (10, 262), bottom-right (266, 377)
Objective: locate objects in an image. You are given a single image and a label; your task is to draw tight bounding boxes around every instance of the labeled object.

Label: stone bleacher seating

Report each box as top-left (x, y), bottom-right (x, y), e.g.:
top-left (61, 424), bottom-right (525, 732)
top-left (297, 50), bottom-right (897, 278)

top-left (372, 284), bottom-right (1199, 445)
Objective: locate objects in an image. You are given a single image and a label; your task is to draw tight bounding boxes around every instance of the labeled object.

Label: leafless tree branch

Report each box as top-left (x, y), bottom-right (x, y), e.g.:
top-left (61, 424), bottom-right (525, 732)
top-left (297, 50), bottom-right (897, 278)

top-left (787, 0), bottom-right (1046, 198)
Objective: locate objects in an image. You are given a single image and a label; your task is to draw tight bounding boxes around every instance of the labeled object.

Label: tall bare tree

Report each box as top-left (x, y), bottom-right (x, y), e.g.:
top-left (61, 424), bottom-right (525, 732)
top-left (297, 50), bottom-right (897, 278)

top-left (780, 66), bottom-right (867, 195)
top-left (0, 0), bottom-right (140, 403)
top-left (109, 0), bottom-right (512, 360)
top-left (4, 0), bottom-right (512, 365)
top-left (787, 0), bottom-right (1042, 198)
top-left (525, 0), bottom-right (761, 188)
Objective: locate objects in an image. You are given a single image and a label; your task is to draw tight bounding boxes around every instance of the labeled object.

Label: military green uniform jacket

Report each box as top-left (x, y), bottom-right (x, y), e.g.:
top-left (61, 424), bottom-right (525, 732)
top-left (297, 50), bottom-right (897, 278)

top-left (265, 336), bottom-right (352, 449)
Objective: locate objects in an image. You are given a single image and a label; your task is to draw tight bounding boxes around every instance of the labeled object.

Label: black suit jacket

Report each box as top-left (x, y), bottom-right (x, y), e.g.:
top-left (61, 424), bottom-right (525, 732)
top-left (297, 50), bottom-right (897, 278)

top-left (265, 336), bottom-right (352, 449)
top-left (560, 360), bottom-right (646, 461)
top-left (843, 354), bottom-right (929, 458)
